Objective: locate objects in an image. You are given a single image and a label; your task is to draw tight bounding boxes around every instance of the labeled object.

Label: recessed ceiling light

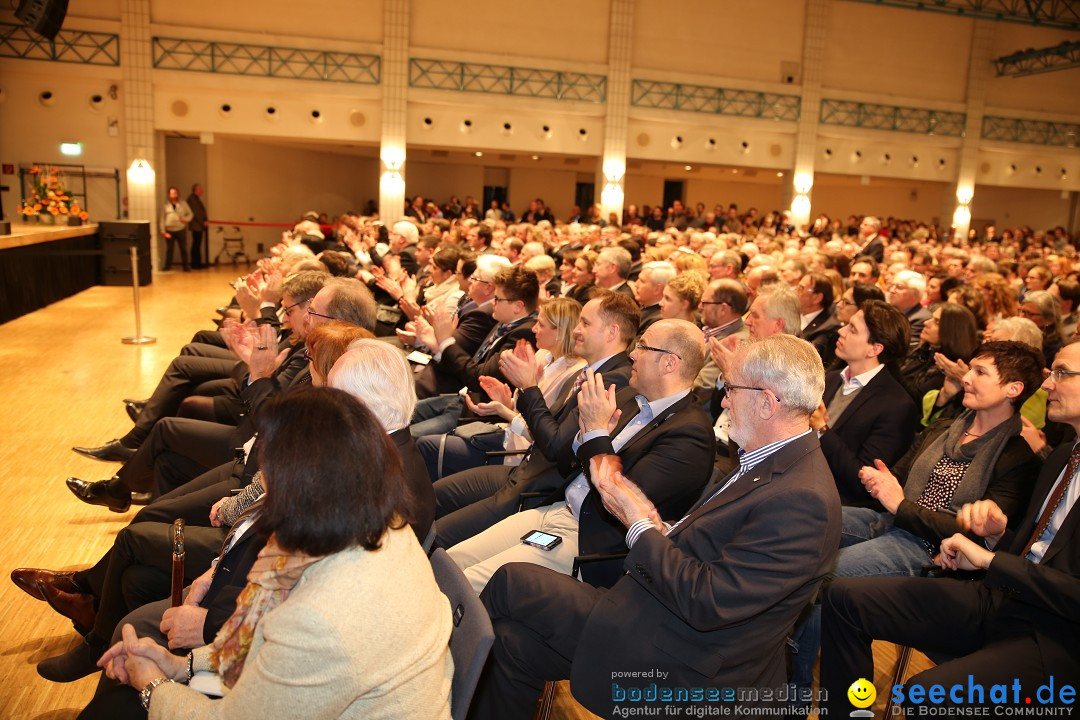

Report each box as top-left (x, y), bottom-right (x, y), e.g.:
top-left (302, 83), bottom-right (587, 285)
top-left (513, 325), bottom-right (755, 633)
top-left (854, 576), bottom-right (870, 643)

top-left (684, 165), bottom-right (692, 171)
top-left (531, 155), bottom-right (539, 160)
top-left (776, 171), bottom-right (784, 177)
top-left (474, 151), bottom-right (483, 157)
top-left (731, 169), bottom-right (738, 174)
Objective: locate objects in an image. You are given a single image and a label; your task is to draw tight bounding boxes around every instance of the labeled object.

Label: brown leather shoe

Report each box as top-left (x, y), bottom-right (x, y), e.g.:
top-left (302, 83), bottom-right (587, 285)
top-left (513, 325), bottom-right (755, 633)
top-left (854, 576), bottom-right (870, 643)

top-left (40, 584), bottom-right (96, 634)
top-left (10, 568), bottom-right (81, 602)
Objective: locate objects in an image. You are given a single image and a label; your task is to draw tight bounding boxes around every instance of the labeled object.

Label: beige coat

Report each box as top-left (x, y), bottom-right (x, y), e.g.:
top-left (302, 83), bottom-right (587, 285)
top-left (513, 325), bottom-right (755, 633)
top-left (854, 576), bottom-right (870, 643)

top-left (151, 526), bottom-right (453, 720)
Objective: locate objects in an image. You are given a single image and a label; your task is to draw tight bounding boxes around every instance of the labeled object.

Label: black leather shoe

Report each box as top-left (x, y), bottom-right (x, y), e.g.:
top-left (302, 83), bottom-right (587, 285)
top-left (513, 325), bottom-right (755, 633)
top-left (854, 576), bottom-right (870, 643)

top-left (130, 492), bottom-right (152, 505)
top-left (122, 398), bottom-right (147, 408)
top-left (10, 568), bottom-right (81, 602)
top-left (65, 478), bottom-right (131, 513)
top-left (124, 401), bottom-right (142, 423)
top-left (71, 439), bottom-right (136, 462)
top-left (36, 638), bottom-right (103, 683)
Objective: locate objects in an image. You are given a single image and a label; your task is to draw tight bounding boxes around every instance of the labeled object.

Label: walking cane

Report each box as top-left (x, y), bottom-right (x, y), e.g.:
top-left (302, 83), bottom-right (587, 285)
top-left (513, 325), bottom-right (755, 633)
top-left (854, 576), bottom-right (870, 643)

top-left (171, 519), bottom-right (185, 607)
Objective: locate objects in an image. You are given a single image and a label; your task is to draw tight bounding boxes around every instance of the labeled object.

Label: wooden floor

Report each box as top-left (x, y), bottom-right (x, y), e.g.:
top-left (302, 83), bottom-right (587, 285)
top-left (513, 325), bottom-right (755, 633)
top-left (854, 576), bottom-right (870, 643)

top-left (0, 264), bottom-right (928, 719)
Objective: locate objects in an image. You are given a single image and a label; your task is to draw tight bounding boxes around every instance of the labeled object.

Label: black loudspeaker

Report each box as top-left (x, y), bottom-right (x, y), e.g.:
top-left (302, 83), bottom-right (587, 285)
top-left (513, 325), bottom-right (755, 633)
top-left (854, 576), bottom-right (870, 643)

top-left (15, 0), bottom-right (69, 40)
top-left (99, 221), bottom-right (152, 287)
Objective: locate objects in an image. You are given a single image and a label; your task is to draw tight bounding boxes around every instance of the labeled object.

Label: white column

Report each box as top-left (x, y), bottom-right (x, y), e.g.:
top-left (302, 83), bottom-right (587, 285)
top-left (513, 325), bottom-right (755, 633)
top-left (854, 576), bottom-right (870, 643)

top-left (120, 0), bottom-right (159, 268)
top-left (599, 0), bottom-right (633, 224)
top-left (789, 0), bottom-right (831, 230)
top-left (951, 20), bottom-right (995, 241)
top-left (379, 0), bottom-right (408, 223)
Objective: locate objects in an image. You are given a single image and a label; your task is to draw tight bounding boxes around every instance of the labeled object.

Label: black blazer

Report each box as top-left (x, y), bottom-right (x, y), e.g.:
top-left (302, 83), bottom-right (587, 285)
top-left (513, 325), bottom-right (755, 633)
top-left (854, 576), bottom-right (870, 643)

top-left (820, 367), bottom-right (918, 506)
top-left (392, 427), bottom-right (435, 542)
top-left (976, 443), bottom-right (1080, 673)
top-left (559, 389), bottom-right (715, 586)
top-left (801, 308), bottom-right (841, 368)
top-left (430, 318), bottom-right (537, 395)
top-left (568, 433), bottom-right (841, 711)
top-left (514, 352), bottom-right (633, 463)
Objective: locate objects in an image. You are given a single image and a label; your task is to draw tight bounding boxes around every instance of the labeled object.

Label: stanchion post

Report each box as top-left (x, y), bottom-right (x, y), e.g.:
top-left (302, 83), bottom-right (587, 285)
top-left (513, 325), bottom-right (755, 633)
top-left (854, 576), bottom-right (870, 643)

top-left (121, 244), bottom-right (156, 345)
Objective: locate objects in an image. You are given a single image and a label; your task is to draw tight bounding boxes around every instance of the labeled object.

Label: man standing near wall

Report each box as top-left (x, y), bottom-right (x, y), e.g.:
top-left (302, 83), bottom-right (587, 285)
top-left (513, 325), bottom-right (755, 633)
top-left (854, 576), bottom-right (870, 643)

top-left (161, 186), bottom-right (193, 272)
top-left (187, 184), bottom-right (208, 269)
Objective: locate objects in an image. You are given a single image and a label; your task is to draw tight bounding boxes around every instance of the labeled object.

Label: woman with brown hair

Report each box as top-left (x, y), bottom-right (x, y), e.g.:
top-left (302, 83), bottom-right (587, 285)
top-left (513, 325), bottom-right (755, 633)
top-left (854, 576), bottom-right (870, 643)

top-left (99, 389), bottom-right (453, 719)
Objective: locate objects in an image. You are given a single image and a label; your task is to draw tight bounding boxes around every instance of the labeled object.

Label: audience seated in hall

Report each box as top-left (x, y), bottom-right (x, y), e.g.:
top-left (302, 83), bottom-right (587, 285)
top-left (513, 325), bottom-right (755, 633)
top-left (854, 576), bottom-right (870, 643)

top-left (15, 196), bottom-right (1080, 717)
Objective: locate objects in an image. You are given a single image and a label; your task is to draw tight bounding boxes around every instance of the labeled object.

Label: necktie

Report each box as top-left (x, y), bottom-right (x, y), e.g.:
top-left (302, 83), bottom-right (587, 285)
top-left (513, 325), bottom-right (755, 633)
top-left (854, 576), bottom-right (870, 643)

top-left (211, 496), bottom-right (265, 580)
top-left (572, 368), bottom-right (588, 393)
top-left (474, 323), bottom-right (511, 362)
top-left (1021, 443), bottom-right (1080, 557)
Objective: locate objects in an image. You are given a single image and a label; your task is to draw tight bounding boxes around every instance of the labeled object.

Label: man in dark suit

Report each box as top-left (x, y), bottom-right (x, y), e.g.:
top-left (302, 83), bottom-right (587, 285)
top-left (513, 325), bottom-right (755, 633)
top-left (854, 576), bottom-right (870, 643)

top-left (447, 319), bottom-right (715, 592)
top-left (811, 299), bottom-right (918, 507)
top-left (633, 261), bottom-right (676, 335)
top-left (798, 272), bottom-right (841, 367)
top-left (469, 335), bottom-right (841, 718)
top-left (411, 257), bottom-right (528, 400)
top-left (696, 278), bottom-right (748, 395)
top-left (888, 268), bottom-right (932, 348)
top-left (820, 341), bottom-right (1080, 713)
top-left (594, 246), bottom-right (637, 300)
top-left (433, 292), bottom-right (640, 549)
top-left (856, 215), bottom-right (885, 262)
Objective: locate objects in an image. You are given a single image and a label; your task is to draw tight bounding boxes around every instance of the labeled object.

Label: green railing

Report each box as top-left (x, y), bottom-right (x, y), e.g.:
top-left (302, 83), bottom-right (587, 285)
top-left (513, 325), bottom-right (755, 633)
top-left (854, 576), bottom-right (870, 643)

top-left (630, 80), bottom-right (801, 121)
top-left (820, 99), bottom-right (966, 137)
top-left (152, 37), bottom-right (380, 84)
top-left (982, 115), bottom-right (1080, 147)
top-left (0, 21), bottom-right (119, 65)
top-left (409, 58), bottom-right (606, 103)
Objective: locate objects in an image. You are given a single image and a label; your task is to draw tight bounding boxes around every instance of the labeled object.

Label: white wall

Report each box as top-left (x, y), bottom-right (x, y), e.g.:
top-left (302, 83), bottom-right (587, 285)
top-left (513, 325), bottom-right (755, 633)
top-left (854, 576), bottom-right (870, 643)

top-left (0, 65), bottom-right (126, 221)
top-left (970, 185), bottom-right (1075, 231)
top-left (812, 174), bottom-right (951, 224)
top-left (199, 136), bottom-right (378, 256)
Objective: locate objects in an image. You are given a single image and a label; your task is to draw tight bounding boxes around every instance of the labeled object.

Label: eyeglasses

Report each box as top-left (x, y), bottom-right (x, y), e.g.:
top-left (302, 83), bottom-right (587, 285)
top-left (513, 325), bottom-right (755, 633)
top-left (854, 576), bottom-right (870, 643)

top-left (492, 296), bottom-right (515, 305)
top-left (634, 342), bottom-right (682, 360)
top-left (306, 307), bottom-right (336, 321)
top-left (468, 275), bottom-right (492, 284)
top-left (727, 383), bottom-right (782, 404)
top-left (1047, 368), bottom-right (1080, 383)
top-left (838, 298), bottom-right (856, 307)
top-left (699, 300), bottom-right (725, 306)
top-left (283, 299), bottom-right (309, 314)
top-left (303, 347), bottom-right (312, 362)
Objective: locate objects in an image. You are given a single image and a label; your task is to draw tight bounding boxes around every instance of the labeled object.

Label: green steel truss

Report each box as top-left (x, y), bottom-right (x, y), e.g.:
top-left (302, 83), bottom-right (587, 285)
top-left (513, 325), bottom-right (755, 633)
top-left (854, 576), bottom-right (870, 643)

top-left (152, 37), bottom-right (380, 84)
top-left (630, 80), bottom-right (801, 121)
top-left (994, 40), bottom-right (1080, 77)
top-left (844, 0), bottom-right (1080, 30)
top-left (0, 21), bottom-right (119, 65)
top-left (409, 58), bottom-right (606, 103)
top-left (820, 99), bottom-right (966, 136)
top-left (982, 115), bottom-right (1080, 146)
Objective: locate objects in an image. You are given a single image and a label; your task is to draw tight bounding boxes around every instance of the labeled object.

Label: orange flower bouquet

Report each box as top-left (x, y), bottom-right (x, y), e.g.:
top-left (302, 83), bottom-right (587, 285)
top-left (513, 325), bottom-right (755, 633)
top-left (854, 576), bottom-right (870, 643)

top-left (17, 166), bottom-right (90, 225)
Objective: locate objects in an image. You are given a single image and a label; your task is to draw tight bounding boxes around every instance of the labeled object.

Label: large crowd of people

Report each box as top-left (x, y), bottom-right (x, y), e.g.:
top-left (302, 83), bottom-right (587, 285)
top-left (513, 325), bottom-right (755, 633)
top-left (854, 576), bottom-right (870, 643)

top-left (10, 195), bottom-right (1080, 717)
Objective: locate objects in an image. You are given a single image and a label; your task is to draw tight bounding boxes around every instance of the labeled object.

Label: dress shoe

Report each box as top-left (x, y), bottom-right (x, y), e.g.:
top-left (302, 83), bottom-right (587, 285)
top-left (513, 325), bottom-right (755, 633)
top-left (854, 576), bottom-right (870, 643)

top-left (122, 398), bottom-right (147, 408)
top-left (65, 478), bottom-right (131, 513)
top-left (130, 491), bottom-right (152, 505)
top-left (124, 401), bottom-right (142, 423)
top-left (36, 639), bottom-right (104, 683)
top-left (72, 439), bottom-right (136, 462)
top-left (10, 568), bottom-right (80, 602)
top-left (40, 584), bottom-right (97, 636)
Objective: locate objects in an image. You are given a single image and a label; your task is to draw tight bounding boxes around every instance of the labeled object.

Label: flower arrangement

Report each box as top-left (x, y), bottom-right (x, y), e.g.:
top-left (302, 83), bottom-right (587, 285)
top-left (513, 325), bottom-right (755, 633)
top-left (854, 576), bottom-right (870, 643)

top-left (16, 166), bottom-right (89, 223)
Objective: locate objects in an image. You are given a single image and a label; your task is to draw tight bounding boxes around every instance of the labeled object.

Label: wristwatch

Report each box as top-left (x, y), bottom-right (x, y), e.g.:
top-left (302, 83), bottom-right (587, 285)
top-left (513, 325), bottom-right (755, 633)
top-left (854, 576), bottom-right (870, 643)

top-left (140, 677), bottom-right (175, 710)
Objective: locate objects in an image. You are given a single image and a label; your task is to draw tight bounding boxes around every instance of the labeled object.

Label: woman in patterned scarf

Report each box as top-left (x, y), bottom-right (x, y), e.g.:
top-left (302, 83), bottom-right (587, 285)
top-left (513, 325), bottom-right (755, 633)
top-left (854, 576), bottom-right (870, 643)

top-left (98, 387), bottom-right (454, 719)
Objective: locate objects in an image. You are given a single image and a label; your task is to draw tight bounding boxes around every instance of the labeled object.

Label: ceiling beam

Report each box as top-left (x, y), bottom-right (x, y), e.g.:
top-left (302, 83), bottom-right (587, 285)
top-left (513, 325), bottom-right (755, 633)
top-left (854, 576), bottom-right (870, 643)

top-left (995, 40), bottom-right (1080, 76)
top-left (843, 0), bottom-right (1080, 31)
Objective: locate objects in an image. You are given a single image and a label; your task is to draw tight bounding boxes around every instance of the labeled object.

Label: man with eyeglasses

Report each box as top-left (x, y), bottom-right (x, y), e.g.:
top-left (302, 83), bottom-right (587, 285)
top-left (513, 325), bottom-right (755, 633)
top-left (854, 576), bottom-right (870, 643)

top-left (67, 271), bottom-right (332, 511)
top-left (887, 269), bottom-right (932, 348)
top-left (468, 334), bottom-right (841, 719)
top-left (821, 340), bottom-right (1080, 714)
top-left (446, 319), bottom-right (714, 593)
top-left (797, 272), bottom-right (841, 367)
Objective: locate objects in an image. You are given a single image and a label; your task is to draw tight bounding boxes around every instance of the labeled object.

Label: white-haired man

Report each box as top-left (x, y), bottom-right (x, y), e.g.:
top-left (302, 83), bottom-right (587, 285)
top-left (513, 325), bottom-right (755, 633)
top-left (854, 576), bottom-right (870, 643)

top-left (469, 335), bottom-right (841, 718)
top-left (888, 268), bottom-right (931, 347)
top-left (389, 220), bottom-right (420, 275)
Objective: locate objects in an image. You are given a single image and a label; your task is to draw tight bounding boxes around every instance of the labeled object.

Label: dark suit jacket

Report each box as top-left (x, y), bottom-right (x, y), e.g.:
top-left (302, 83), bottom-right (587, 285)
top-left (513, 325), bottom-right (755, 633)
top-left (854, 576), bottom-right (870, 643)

top-left (905, 305), bottom-right (932, 348)
top-left (800, 307), bottom-right (841, 368)
top-left (392, 427), bottom-right (435, 542)
top-left (424, 318), bottom-right (537, 396)
top-left (955, 443), bottom-right (1080, 674)
top-left (859, 235), bottom-right (885, 262)
top-left (569, 433), bottom-right (841, 710)
top-left (820, 368), bottom-right (918, 506)
top-left (557, 389), bottom-right (715, 586)
top-left (413, 304), bottom-right (497, 398)
top-left (202, 517), bottom-right (266, 644)
top-left (514, 353), bottom-right (633, 463)
top-left (609, 281), bottom-right (637, 301)
top-left (638, 304), bottom-right (662, 335)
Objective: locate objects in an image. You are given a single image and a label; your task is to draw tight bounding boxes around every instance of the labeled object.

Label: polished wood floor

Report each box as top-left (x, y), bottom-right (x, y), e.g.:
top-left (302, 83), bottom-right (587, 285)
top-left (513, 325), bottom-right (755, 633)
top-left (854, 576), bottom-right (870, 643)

top-left (0, 264), bottom-right (928, 719)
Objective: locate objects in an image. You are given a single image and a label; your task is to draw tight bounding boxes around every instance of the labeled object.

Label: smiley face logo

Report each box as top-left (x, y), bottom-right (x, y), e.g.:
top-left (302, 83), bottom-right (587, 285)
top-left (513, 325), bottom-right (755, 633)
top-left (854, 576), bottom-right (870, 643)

top-left (847, 678), bottom-right (876, 709)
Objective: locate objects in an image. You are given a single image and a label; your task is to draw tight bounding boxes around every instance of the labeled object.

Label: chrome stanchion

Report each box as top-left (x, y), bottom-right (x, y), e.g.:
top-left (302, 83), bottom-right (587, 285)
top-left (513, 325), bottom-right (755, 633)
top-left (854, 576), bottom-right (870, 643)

top-left (122, 245), bottom-right (156, 345)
